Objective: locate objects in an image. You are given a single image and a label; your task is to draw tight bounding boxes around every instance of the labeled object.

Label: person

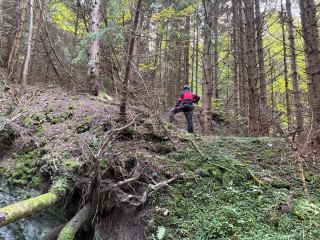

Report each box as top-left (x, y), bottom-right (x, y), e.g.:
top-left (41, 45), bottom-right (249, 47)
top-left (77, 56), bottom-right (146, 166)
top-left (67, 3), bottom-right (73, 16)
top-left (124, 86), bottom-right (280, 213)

top-left (169, 85), bottom-right (200, 133)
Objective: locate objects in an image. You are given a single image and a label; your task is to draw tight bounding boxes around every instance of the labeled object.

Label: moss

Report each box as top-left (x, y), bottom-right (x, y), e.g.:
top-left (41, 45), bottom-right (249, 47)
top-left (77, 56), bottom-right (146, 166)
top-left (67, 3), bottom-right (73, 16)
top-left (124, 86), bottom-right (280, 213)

top-left (222, 171), bottom-right (246, 187)
top-left (63, 111), bottom-right (74, 120)
top-left (12, 179), bottom-right (27, 185)
top-left (61, 161), bottom-right (81, 172)
top-left (184, 162), bottom-right (198, 171)
top-left (31, 176), bottom-right (40, 187)
top-left (6, 148), bottom-right (42, 187)
top-left (75, 115), bottom-right (92, 134)
top-left (271, 179), bottom-right (291, 189)
top-left (102, 119), bottom-right (112, 132)
top-left (57, 223), bottom-right (74, 240)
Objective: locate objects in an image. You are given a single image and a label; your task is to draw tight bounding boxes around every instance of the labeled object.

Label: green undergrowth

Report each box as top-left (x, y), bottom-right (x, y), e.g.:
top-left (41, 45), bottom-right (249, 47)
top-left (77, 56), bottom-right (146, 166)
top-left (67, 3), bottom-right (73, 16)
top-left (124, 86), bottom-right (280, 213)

top-left (149, 136), bottom-right (320, 239)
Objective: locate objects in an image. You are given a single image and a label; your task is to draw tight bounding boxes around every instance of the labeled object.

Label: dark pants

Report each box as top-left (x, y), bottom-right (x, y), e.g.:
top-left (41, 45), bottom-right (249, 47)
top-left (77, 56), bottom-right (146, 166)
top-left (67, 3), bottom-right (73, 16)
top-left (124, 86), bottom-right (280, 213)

top-left (169, 105), bottom-right (194, 133)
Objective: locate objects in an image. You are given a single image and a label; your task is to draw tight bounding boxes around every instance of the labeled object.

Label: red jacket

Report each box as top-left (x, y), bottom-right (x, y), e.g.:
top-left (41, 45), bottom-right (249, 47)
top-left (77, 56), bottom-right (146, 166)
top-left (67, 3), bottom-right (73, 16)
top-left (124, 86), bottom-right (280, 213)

top-left (175, 90), bottom-right (200, 107)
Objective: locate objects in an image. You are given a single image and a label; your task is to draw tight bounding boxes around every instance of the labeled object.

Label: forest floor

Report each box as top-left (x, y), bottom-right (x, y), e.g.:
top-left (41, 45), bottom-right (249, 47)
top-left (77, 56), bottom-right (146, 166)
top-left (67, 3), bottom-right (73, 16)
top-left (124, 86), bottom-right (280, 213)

top-left (0, 86), bottom-right (320, 239)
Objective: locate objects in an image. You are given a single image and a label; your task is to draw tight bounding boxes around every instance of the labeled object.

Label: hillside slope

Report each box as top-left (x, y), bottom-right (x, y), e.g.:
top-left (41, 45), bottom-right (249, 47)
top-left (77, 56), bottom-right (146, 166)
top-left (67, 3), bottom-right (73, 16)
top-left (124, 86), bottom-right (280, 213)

top-left (0, 87), bottom-right (320, 239)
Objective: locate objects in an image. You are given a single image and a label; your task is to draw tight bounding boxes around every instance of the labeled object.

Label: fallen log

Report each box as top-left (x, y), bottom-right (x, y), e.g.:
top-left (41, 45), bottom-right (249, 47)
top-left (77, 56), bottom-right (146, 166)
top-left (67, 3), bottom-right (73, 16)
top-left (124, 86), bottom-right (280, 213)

top-left (0, 180), bottom-right (66, 228)
top-left (57, 203), bottom-right (92, 240)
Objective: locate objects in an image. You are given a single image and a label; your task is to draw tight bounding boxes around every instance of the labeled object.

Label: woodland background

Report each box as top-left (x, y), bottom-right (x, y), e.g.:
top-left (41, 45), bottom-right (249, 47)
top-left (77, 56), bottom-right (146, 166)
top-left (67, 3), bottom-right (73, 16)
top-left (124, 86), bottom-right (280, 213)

top-left (1, 0), bottom-right (320, 144)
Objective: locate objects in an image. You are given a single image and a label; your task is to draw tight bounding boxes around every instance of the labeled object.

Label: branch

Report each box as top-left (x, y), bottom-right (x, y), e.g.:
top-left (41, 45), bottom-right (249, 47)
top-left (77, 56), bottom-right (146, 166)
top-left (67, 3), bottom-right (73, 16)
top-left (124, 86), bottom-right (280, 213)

top-left (122, 177), bottom-right (176, 207)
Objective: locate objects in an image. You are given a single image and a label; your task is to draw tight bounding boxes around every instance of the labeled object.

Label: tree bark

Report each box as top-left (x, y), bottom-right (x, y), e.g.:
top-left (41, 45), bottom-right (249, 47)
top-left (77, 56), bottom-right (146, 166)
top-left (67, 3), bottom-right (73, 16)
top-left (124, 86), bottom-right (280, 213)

top-left (213, 13), bottom-right (219, 100)
top-left (243, 0), bottom-right (260, 136)
top-left (255, 0), bottom-right (268, 135)
top-left (20, 0), bottom-right (35, 95)
top-left (202, 0), bottom-right (213, 135)
top-left (184, 15), bottom-right (190, 85)
top-left (281, 1), bottom-right (292, 131)
top-left (87, 0), bottom-right (102, 96)
top-left (238, 2), bottom-right (247, 117)
top-left (7, 0), bottom-right (29, 83)
top-left (286, 0), bottom-right (304, 131)
top-left (299, 0), bottom-right (320, 144)
top-left (232, 0), bottom-right (239, 115)
top-left (119, 0), bottom-right (142, 121)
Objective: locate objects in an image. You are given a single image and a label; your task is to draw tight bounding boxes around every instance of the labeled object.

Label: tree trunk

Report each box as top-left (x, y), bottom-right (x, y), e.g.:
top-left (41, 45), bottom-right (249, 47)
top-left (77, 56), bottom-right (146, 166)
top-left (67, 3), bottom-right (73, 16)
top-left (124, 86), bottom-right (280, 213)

top-left (281, 1), bottom-right (292, 131)
top-left (119, 0), bottom-right (142, 121)
top-left (128, 11), bottom-right (142, 93)
top-left (21, 0), bottom-right (41, 86)
top-left (20, 0), bottom-right (35, 95)
top-left (232, 0), bottom-right (239, 115)
top-left (57, 204), bottom-right (92, 240)
top-left (213, 14), bottom-right (219, 100)
top-left (7, 0), bottom-right (29, 83)
top-left (87, 0), bottom-right (102, 96)
top-left (255, 0), bottom-right (268, 135)
top-left (202, 0), bottom-right (213, 135)
top-left (184, 15), bottom-right (190, 85)
top-left (243, 0), bottom-right (260, 136)
top-left (0, 182), bottom-right (64, 229)
top-left (286, 0), bottom-right (304, 131)
top-left (238, 2), bottom-right (247, 117)
top-left (299, 0), bottom-right (320, 144)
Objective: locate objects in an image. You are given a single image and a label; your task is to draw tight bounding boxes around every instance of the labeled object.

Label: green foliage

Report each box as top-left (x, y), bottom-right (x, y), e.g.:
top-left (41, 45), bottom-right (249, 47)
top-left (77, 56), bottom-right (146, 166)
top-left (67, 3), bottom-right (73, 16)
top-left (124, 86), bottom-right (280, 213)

top-left (150, 137), bottom-right (320, 239)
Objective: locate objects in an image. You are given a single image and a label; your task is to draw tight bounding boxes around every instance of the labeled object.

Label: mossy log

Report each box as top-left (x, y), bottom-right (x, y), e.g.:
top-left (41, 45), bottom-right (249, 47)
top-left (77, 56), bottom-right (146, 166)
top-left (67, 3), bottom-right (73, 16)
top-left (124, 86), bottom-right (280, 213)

top-left (57, 203), bottom-right (92, 240)
top-left (0, 192), bottom-right (59, 228)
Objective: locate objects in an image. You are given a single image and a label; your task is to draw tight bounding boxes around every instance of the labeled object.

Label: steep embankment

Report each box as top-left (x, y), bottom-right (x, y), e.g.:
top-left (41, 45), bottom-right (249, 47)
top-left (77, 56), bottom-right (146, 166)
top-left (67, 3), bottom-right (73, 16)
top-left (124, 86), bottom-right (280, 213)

top-left (1, 87), bottom-right (320, 239)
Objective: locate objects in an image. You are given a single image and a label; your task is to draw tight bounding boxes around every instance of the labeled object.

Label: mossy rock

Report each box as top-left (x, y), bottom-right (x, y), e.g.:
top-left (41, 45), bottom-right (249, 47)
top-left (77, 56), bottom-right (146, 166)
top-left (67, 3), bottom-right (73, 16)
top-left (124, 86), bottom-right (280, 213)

top-left (271, 179), bottom-right (291, 189)
top-left (222, 171), bottom-right (246, 187)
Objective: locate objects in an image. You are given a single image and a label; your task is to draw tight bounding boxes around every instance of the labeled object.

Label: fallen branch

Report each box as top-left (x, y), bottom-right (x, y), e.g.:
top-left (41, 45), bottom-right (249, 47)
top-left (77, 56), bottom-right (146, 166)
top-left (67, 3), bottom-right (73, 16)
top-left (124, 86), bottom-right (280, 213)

top-left (191, 139), bottom-right (205, 158)
top-left (290, 138), bottom-right (311, 203)
top-left (122, 177), bottom-right (177, 207)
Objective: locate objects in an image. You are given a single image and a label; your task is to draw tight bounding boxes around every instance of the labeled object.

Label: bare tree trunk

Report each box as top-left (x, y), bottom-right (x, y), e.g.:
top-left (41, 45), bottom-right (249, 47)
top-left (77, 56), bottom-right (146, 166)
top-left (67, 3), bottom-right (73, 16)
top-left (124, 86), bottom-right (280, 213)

top-left (202, 0), bottom-right (213, 135)
top-left (195, 26), bottom-right (199, 96)
top-left (119, 0), bottom-right (142, 121)
top-left (22, 0), bottom-right (41, 85)
top-left (128, 12), bottom-right (142, 92)
top-left (238, 2), bottom-right (247, 117)
top-left (255, 0), bottom-right (268, 135)
top-left (20, 0), bottom-right (35, 95)
top-left (243, 0), bottom-right (260, 136)
top-left (232, 0), bottom-right (239, 115)
top-left (286, 0), bottom-right (304, 131)
top-left (7, 0), bottom-right (28, 83)
top-left (299, 0), bottom-right (320, 145)
top-left (281, 1), bottom-right (292, 131)
top-left (87, 0), bottom-right (102, 96)
top-left (213, 14), bottom-right (219, 100)
top-left (184, 15), bottom-right (190, 85)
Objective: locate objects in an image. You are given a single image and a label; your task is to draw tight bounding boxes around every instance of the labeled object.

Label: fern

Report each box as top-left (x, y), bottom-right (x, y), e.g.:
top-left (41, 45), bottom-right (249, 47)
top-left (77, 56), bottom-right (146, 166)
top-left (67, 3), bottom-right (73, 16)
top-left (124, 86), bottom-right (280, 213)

top-left (156, 226), bottom-right (166, 240)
